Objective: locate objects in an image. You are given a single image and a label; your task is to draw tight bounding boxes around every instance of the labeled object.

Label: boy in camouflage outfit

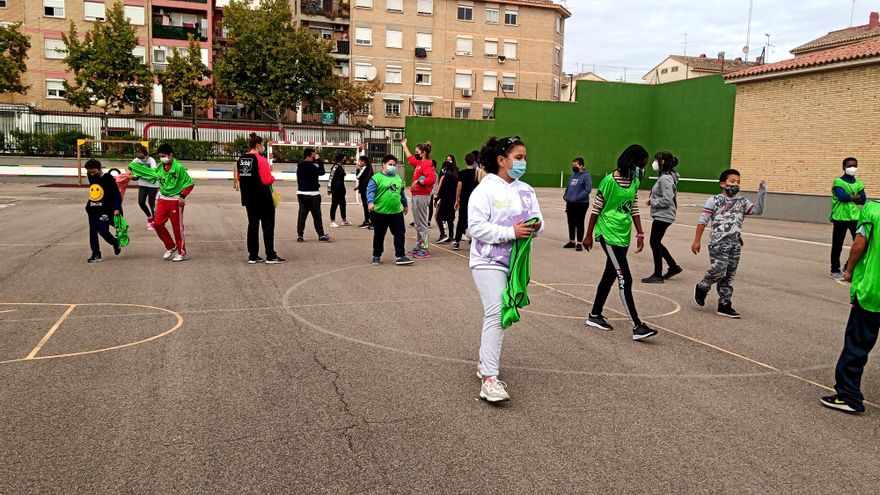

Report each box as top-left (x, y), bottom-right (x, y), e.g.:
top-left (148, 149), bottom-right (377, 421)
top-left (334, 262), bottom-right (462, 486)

top-left (691, 169), bottom-right (767, 318)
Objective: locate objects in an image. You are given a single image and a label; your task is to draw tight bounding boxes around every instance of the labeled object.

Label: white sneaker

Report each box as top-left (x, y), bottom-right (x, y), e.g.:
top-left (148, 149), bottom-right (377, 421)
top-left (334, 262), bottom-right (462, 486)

top-left (330, 222), bottom-right (340, 228)
top-left (163, 248), bottom-right (176, 260)
top-left (480, 377), bottom-right (510, 402)
top-left (172, 253), bottom-right (188, 262)
top-left (341, 220), bottom-right (351, 226)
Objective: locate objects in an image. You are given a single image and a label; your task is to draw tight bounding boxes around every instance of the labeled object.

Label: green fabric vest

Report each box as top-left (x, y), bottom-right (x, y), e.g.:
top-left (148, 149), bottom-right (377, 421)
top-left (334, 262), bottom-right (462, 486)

top-left (851, 201), bottom-right (880, 312)
top-left (372, 172), bottom-right (404, 214)
top-left (129, 158), bottom-right (193, 197)
top-left (830, 177), bottom-right (864, 222)
top-left (502, 217), bottom-right (540, 329)
top-left (594, 174), bottom-right (639, 247)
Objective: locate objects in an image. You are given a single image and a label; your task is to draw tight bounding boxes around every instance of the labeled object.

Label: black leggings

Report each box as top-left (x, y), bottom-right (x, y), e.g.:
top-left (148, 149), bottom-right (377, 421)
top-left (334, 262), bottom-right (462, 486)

top-left (359, 189), bottom-right (371, 225)
top-left (649, 220), bottom-right (678, 276)
top-left (454, 202), bottom-right (469, 242)
top-left (330, 191), bottom-right (346, 221)
top-left (831, 220), bottom-right (857, 272)
top-left (591, 238), bottom-right (641, 328)
top-left (138, 186), bottom-right (157, 219)
top-left (566, 202), bottom-right (589, 241)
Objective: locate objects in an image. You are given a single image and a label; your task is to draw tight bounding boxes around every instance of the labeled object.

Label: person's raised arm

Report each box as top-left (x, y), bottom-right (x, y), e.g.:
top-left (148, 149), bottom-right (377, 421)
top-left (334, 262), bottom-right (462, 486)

top-left (401, 138), bottom-right (413, 159)
top-left (747, 179), bottom-right (768, 215)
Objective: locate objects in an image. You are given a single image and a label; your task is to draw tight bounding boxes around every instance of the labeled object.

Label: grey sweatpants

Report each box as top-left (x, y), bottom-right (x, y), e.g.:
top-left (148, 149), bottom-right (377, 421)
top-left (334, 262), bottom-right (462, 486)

top-left (472, 268), bottom-right (508, 378)
top-left (698, 242), bottom-right (742, 306)
top-left (412, 195), bottom-right (431, 249)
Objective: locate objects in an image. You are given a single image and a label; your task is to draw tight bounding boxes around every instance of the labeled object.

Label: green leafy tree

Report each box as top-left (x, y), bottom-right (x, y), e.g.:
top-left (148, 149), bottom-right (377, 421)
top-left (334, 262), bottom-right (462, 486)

top-left (161, 35), bottom-right (214, 140)
top-left (62, 0), bottom-right (152, 117)
top-left (0, 22), bottom-right (31, 95)
top-left (215, 0), bottom-right (335, 128)
top-left (324, 77), bottom-right (382, 125)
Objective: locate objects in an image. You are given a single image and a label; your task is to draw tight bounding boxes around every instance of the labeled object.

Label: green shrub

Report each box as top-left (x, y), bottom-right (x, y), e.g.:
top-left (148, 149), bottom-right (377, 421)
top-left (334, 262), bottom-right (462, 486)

top-left (10, 129), bottom-right (93, 156)
top-left (223, 136), bottom-right (250, 158)
top-left (153, 138), bottom-right (215, 161)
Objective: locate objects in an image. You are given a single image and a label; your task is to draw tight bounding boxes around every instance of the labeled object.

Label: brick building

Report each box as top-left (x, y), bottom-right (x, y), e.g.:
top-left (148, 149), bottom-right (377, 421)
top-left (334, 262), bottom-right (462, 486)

top-left (349, 0), bottom-right (570, 126)
top-left (643, 54), bottom-right (756, 85)
top-left (725, 12), bottom-right (880, 196)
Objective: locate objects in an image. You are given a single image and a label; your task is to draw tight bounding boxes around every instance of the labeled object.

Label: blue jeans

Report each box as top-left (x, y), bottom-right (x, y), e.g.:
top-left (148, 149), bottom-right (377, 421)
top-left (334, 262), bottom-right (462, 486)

top-left (834, 301), bottom-right (880, 410)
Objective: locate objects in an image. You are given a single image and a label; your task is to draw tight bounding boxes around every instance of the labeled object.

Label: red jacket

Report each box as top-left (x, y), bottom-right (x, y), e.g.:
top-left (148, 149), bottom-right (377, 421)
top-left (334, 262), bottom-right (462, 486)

top-left (408, 156), bottom-right (436, 196)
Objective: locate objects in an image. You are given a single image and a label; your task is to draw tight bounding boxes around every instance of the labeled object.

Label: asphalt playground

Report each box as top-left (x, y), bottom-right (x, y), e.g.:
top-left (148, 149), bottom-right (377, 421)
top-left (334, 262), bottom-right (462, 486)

top-left (1, 177), bottom-right (878, 494)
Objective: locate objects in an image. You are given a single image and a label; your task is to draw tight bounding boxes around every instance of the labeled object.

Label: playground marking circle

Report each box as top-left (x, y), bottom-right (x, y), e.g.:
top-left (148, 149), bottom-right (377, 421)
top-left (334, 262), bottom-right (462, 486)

top-left (523, 283), bottom-right (682, 321)
top-left (0, 302), bottom-right (183, 365)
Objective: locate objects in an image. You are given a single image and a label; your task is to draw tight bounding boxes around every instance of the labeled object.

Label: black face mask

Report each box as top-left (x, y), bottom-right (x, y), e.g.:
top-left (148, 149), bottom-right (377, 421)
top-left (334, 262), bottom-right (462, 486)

top-left (572, 166), bottom-right (580, 173)
top-left (87, 173), bottom-right (100, 184)
top-left (725, 185), bottom-right (740, 196)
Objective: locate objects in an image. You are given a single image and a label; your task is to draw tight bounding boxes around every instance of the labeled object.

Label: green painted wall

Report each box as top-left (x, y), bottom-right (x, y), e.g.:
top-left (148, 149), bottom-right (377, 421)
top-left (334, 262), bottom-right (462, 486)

top-left (405, 75), bottom-right (736, 193)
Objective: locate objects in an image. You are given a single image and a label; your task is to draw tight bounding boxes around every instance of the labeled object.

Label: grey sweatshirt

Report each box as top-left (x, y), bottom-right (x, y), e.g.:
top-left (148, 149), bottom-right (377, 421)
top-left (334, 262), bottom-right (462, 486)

top-left (563, 170), bottom-right (592, 203)
top-left (649, 172), bottom-right (679, 223)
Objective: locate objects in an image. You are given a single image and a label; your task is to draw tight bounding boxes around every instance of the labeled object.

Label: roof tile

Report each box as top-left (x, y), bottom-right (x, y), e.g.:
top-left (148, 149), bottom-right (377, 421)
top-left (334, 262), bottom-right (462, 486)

top-left (725, 36), bottom-right (880, 80)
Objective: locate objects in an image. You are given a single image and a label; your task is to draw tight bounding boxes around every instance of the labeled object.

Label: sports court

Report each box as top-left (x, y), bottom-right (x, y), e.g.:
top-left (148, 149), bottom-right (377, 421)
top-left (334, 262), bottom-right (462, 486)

top-left (1, 178), bottom-right (878, 493)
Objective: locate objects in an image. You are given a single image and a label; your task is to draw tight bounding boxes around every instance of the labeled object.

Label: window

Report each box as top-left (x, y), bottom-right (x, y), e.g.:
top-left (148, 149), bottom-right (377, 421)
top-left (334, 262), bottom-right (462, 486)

top-left (0, 1), bottom-right (7, 7)
top-left (504, 9), bottom-right (518, 26)
top-left (417, 0), bottom-right (433, 14)
top-left (415, 67), bottom-right (431, 85)
top-left (386, 29), bottom-right (402, 48)
top-left (46, 79), bottom-right (66, 99)
top-left (124, 6), bottom-right (145, 25)
top-left (484, 39), bottom-right (497, 57)
top-left (501, 75), bottom-right (516, 92)
top-left (454, 105), bottom-right (470, 119)
top-left (354, 63), bottom-right (372, 81)
top-left (660, 68), bottom-right (668, 74)
top-left (671, 66), bottom-right (679, 72)
top-left (454, 72), bottom-right (472, 90)
top-left (132, 46), bottom-right (146, 63)
top-left (503, 41), bottom-right (517, 60)
top-left (552, 78), bottom-right (560, 99)
top-left (386, 0), bottom-right (402, 12)
top-left (556, 16), bottom-right (563, 33)
top-left (483, 73), bottom-right (496, 91)
top-left (384, 100), bottom-right (402, 116)
top-left (554, 47), bottom-right (561, 66)
top-left (153, 48), bottom-right (166, 63)
top-left (385, 66), bottom-right (402, 84)
top-left (485, 7), bottom-right (499, 24)
top-left (44, 0), bottom-right (64, 18)
top-left (414, 101), bottom-right (432, 116)
top-left (83, 2), bottom-right (105, 21)
top-left (355, 27), bottom-right (372, 46)
top-left (416, 32), bottom-right (432, 51)
top-left (456, 37), bottom-right (473, 56)
top-left (355, 0), bottom-right (373, 8)
top-left (457, 5), bottom-right (473, 21)
top-left (482, 106), bottom-right (494, 120)
top-left (44, 38), bottom-right (66, 59)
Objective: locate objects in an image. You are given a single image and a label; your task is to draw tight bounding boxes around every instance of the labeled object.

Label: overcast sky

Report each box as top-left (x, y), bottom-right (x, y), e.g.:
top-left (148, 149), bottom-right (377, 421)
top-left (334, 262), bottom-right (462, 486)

top-left (562, 0), bottom-right (877, 81)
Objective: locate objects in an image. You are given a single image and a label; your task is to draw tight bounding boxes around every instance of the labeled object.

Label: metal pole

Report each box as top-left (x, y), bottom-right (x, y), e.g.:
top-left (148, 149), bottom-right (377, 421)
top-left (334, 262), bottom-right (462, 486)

top-left (77, 139), bottom-right (83, 186)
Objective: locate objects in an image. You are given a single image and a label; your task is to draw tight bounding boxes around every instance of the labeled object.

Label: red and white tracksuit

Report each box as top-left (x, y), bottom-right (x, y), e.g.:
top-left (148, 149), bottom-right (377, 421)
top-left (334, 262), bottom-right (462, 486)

top-left (154, 185), bottom-right (194, 255)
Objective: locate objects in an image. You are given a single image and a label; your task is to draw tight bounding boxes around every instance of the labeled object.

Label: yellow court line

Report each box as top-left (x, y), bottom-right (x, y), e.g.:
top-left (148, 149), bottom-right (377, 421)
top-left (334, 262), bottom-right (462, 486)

top-left (26, 304), bottom-right (76, 360)
top-left (431, 244), bottom-right (880, 410)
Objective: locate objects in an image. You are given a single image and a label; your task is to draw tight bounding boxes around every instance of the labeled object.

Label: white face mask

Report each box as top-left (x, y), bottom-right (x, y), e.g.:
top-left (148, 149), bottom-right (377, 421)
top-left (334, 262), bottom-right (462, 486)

top-left (651, 160), bottom-right (660, 172)
top-left (160, 156), bottom-right (170, 164)
top-left (845, 167), bottom-right (858, 176)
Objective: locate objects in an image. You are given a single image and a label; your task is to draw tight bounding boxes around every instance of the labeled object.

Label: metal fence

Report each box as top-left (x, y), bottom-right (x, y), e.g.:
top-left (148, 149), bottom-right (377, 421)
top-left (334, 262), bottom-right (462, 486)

top-left (0, 105), bottom-right (404, 162)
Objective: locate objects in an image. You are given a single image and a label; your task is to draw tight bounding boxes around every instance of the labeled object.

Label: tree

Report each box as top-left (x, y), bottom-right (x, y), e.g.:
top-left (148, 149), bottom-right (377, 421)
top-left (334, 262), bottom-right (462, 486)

top-left (324, 77), bottom-right (382, 125)
top-left (161, 35), bottom-right (213, 140)
top-left (0, 22), bottom-right (31, 95)
top-left (215, 0), bottom-right (335, 128)
top-left (62, 0), bottom-right (152, 119)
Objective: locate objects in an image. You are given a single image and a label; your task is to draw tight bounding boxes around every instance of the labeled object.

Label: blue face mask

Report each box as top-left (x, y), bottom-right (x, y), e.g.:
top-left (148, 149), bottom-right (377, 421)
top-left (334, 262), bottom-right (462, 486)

top-left (386, 165), bottom-right (396, 175)
top-left (510, 160), bottom-right (527, 180)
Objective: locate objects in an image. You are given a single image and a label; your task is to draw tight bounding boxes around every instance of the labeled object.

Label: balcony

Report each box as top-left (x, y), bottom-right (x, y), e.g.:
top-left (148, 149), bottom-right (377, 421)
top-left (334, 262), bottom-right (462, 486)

top-left (300, 0), bottom-right (350, 20)
top-left (334, 40), bottom-right (349, 55)
top-left (152, 24), bottom-right (208, 41)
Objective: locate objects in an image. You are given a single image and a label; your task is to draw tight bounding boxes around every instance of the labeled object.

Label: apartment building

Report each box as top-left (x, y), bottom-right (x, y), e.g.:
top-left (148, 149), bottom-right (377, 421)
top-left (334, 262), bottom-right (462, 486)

top-left (349, 0), bottom-right (570, 125)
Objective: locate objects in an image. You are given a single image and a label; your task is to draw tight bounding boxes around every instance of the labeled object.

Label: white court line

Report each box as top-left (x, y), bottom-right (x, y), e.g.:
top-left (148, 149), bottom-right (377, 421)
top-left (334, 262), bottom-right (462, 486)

top-left (672, 223), bottom-right (846, 249)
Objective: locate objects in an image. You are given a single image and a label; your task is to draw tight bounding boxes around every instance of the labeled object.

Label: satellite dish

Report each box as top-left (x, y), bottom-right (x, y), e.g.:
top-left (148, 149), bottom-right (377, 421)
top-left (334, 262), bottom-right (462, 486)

top-left (365, 66), bottom-right (378, 81)
top-left (742, 45), bottom-right (750, 54)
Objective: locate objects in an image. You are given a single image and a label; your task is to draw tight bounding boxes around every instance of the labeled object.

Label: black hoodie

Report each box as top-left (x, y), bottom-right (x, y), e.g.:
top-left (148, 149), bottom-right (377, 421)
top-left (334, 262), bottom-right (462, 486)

top-left (85, 172), bottom-right (122, 217)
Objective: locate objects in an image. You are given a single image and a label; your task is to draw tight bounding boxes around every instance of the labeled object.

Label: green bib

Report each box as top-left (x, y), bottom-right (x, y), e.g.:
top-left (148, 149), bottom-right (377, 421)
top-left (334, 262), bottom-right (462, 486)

top-left (830, 177), bottom-right (864, 222)
top-left (851, 201), bottom-right (880, 312)
top-left (594, 174), bottom-right (639, 247)
top-left (372, 172), bottom-right (404, 214)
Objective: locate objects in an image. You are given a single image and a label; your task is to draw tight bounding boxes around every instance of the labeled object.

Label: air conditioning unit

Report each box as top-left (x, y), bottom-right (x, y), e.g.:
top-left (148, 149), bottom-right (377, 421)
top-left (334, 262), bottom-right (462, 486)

top-left (392, 131), bottom-right (403, 140)
top-left (461, 88), bottom-right (473, 97)
top-left (415, 48), bottom-right (427, 58)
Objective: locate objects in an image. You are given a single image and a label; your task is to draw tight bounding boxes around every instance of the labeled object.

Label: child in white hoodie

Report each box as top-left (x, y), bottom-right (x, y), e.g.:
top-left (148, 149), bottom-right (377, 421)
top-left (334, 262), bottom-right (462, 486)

top-left (468, 136), bottom-right (544, 402)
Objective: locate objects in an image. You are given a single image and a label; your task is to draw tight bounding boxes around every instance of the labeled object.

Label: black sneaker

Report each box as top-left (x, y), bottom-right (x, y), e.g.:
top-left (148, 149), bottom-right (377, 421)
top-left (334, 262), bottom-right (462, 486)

top-left (452, 241), bottom-right (461, 250)
top-left (694, 283), bottom-right (709, 307)
top-left (266, 256), bottom-right (287, 264)
top-left (114, 243), bottom-right (122, 256)
top-left (372, 256), bottom-right (381, 266)
top-left (248, 256), bottom-right (264, 264)
top-left (358, 223), bottom-right (370, 229)
top-left (367, 225), bottom-right (374, 230)
top-left (575, 243), bottom-right (583, 252)
top-left (395, 256), bottom-right (414, 265)
top-left (632, 323), bottom-right (658, 341)
top-left (297, 237), bottom-right (305, 243)
top-left (87, 254), bottom-right (102, 263)
top-left (716, 304), bottom-right (741, 318)
top-left (820, 394), bottom-right (864, 413)
top-left (663, 265), bottom-right (683, 280)
top-left (586, 313), bottom-right (613, 331)
top-left (641, 274), bottom-right (665, 284)
top-left (563, 241), bottom-right (576, 249)
top-left (319, 234), bottom-right (333, 242)
top-left (437, 236), bottom-right (451, 244)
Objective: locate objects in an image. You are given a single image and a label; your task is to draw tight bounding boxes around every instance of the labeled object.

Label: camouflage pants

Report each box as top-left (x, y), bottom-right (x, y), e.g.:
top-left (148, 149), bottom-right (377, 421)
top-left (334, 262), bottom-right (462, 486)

top-left (698, 242), bottom-right (742, 306)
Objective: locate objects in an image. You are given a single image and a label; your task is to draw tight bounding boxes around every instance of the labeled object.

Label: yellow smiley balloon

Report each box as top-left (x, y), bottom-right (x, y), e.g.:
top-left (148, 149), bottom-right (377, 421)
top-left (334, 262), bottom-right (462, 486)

top-left (89, 184), bottom-right (104, 201)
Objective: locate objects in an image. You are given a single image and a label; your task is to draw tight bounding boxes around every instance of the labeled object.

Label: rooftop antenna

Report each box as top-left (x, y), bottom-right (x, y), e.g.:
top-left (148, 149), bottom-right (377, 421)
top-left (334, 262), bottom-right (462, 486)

top-left (764, 33), bottom-right (774, 63)
top-left (682, 33), bottom-right (688, 56)
top-left (851, 0), bottom-right (857, 26)
top-left (744, 0), bottom-right (754, 61)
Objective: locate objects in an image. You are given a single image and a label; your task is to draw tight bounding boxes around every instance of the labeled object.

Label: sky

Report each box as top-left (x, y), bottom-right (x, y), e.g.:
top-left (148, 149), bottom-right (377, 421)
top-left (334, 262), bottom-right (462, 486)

top-left (562, 0), bottom-right (878, 81)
